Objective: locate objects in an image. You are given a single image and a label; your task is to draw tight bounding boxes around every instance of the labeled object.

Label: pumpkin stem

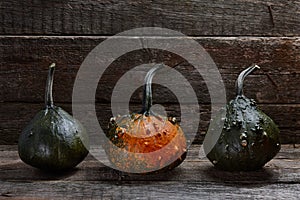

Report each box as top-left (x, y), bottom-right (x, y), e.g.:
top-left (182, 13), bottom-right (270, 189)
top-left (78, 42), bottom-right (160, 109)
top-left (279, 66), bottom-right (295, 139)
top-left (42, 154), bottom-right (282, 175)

top-left (141, 64), bottom-right (163, 115)
top-left (45, 63), bottom-right (56, 108)
top-left (236, 64), bottom-right (260, 96)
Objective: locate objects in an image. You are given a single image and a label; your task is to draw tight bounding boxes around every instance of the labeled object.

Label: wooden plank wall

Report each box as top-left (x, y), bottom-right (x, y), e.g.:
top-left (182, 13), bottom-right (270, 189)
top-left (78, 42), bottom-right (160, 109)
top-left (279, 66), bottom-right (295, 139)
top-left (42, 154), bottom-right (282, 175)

top-left (0, 0), bottom-right (299, 144)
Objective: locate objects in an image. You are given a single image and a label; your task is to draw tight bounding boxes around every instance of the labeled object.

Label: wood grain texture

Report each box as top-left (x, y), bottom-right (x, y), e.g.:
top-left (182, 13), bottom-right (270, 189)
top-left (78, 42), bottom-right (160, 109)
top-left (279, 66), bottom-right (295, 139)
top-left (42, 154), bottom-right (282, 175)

top-left (0, 36), bottom-right (299, 104)
top-left (0, 181), bottom-right (299, 199)
top-left (0, 102), bottom-right (299, 145)
top-left (0, 36), bottom-right (299, 144)
top-left (0, 0), bottom-right (299, 36)
top-left (0, 1), bottom-right (299, 198)
top-left (0, 145), bottom-right (299, 199)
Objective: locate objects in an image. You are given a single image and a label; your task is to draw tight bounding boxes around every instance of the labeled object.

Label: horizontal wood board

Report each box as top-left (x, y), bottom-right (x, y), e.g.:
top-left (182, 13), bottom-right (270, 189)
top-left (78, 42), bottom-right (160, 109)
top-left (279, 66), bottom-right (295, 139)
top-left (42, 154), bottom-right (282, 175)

top-left (0, 36), bottom-right (299, 144)
top-left (0, 145), bottom-right (299, 199)
top-left (0, 1), bottom-right (299, 145)
top-left (1, 36), bottom-right (299, 104)
top-left (0, 0), bottom-right (299, 36)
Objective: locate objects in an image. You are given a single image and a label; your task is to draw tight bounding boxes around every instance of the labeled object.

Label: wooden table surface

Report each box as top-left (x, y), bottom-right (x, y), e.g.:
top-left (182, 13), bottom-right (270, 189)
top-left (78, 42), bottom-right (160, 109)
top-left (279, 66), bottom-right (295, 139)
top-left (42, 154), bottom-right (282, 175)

top-left (0, 144), bottom-right (299, 199)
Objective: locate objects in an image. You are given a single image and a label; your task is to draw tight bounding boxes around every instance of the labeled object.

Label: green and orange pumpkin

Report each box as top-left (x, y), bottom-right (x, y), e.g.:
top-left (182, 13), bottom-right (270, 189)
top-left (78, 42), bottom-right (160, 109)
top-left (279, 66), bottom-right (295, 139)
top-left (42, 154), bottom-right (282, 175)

top-left (105, 65), bottom-right (187, 173)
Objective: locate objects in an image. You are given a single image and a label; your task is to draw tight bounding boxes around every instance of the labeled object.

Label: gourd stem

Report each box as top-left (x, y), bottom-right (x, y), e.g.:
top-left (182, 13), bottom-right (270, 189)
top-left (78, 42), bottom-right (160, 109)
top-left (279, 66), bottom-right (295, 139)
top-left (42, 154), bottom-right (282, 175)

top-left (141, 64), bottom-right (163, 115)
top-left (236, 64), bottom-right (260, 96)
top-left (45, 63), bottom-right (56, 108)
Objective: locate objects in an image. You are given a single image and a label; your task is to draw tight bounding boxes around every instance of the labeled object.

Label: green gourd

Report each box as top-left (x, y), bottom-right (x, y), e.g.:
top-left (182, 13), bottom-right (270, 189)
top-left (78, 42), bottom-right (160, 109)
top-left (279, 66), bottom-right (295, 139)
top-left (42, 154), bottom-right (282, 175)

top-left (206, 65), bottom-right (280, 171)
top-left (18, 63), bottom-right (89, 171)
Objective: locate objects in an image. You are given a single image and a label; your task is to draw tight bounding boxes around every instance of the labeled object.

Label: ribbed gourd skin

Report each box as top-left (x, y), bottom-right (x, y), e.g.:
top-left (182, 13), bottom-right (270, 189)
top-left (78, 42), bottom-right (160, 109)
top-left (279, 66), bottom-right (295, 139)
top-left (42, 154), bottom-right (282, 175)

top-left (18, 63), bottom-right (89, 171)
top-left (206, 96), bottom-right (280, 171)
top-left (18, 106), bottom-right (89, 171)
top-left (105, 114), bottom-right (187, 173)
top-left (206, 65), bottom-right (280, 171)
top-left (104, 64), bottom-right (187, 174)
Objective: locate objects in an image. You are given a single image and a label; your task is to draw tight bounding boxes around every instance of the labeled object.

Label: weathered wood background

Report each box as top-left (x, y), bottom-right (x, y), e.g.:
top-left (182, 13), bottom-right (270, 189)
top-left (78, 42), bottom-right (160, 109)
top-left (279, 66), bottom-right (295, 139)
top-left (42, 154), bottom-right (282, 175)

top-left (0, 0), bottom-right (299, 145)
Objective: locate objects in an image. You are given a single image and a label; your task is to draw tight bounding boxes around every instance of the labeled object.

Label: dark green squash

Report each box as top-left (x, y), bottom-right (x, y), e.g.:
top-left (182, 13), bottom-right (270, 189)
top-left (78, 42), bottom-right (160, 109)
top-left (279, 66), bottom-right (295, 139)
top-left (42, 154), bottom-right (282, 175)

top-left (105, 64), bottom-right (187, 173)
top-left (206, 65), bottom-right (280, 171)
top-left (18, 63), bottom-right (89, 171)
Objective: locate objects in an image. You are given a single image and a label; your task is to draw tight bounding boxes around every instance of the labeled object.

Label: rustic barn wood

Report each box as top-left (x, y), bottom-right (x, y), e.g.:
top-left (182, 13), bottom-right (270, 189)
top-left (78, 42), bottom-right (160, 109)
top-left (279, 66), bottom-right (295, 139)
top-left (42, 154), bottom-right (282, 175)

top-left (0, 0), bottom-right (299, 36)
top-left (0, 1), bottom-right (299, 147)
top-left (0, 102), bottom-right (299, 145)
top-left (0, 36), bottom-right (299, 104)
top-left (0, 1), bottom-right (299, 199)
top-left (0, 145), bottom-right (299, 199)
top-left (0, 36), bottom-right (299, 145)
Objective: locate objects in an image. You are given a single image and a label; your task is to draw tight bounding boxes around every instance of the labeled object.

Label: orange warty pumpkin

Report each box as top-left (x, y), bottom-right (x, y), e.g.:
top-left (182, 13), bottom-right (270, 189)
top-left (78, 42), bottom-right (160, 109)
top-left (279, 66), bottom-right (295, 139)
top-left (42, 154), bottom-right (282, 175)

top-left (105, 64), bottom-right (187, 173)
